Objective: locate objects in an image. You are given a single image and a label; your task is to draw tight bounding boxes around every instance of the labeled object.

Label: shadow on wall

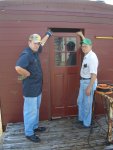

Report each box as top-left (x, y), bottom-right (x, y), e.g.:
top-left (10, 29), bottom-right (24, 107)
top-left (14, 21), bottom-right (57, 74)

top-left (0, 110), bottom-right (2, 136)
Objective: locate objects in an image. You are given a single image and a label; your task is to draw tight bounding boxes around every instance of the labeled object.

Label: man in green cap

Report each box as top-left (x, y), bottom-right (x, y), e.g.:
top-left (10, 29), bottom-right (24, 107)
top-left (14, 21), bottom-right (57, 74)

top-left (76, 31), bottom-right (98, 128)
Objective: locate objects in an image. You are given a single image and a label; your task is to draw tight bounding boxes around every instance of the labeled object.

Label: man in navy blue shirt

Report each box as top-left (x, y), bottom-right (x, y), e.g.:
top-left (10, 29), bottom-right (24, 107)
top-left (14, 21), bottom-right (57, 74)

top-left (15, 31), bottom-right (52, 142)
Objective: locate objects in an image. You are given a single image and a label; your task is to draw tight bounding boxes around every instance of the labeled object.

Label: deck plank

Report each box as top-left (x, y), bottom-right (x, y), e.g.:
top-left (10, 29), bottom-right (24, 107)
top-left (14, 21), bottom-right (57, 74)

top-left (2, 116), bottom-right (113, 150)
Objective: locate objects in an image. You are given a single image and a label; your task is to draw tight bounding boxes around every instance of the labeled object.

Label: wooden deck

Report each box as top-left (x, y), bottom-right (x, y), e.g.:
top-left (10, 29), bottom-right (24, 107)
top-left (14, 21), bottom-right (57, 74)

top-left (1, 116), bottom-right (113, 150)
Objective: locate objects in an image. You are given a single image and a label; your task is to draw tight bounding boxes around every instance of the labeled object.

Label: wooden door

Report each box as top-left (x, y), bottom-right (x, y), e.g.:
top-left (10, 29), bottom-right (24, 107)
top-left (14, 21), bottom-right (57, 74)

top-left (49, 32), bottom-right (81, 119)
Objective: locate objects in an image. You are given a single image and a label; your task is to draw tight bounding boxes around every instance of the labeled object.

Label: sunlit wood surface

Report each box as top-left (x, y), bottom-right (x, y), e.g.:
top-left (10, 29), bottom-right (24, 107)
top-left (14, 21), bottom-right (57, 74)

top-left (2, 116), bottom-right (113, 150)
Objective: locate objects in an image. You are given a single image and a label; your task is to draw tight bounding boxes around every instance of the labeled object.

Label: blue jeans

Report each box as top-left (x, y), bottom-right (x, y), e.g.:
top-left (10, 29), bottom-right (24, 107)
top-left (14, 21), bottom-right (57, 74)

top-left (77, 80), bottom-right (97, 127)
top-left (23, 94), bottom-right (42, 136)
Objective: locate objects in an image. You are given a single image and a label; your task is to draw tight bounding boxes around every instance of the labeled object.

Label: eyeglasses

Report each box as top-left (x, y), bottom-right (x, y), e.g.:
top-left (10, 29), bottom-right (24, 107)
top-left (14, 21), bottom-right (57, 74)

top-left (81, 45), bottom-right (89, 48)
top-left (34, 42), bottom-right (41, 46)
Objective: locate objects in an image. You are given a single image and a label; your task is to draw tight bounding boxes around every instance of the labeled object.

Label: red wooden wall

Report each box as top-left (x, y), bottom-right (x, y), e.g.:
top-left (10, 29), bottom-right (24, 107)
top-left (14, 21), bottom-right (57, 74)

top-left (0, 0), bottom-right (113, 128)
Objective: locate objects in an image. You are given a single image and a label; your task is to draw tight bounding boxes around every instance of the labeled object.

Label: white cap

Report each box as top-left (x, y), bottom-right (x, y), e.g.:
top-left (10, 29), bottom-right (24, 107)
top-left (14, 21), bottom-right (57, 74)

top-left (29, 34), bottom-right (41, 43)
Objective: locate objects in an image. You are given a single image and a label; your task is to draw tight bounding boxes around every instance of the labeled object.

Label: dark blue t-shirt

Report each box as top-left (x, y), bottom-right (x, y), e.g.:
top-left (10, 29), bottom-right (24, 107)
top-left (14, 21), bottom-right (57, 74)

top-left (16, 47), bottom-right (43, 97)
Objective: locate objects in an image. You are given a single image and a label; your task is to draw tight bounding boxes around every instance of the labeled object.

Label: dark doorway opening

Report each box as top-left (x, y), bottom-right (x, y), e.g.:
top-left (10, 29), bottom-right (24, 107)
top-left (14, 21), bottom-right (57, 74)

top-left (50, 28), bottom-right (83, 33)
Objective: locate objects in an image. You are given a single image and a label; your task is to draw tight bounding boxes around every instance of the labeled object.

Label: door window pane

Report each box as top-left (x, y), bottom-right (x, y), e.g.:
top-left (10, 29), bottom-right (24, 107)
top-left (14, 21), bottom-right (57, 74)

top-left (55, 52), bottom-right (65, 66)
top-left (54, 37), bottom-right (64, 52)
top-left (54, 37), bottom-right (77, 66)
top-left (66, 52), bottom-right (76, 66)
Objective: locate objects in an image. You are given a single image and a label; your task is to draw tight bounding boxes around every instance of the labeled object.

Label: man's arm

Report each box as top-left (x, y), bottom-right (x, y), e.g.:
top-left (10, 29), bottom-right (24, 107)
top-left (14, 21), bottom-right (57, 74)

top-left (86, 73), bottom-right (97, 96)
top-left (76, 31), bottom-right (85, 40)
top-left (15, 66), bottom-right (30, 77)
top-left (41, 30), bottom-right (52, 46)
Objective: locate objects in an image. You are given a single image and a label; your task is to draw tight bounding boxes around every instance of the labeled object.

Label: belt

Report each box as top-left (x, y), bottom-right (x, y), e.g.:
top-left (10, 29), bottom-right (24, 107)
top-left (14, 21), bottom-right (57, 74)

top-left (80, 77), bottom-right (91, 80)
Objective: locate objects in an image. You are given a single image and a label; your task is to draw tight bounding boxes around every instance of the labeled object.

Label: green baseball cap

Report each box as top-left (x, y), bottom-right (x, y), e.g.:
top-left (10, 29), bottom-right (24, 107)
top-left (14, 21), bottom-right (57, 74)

top-left (81, 38), bottom-right (92, 45)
